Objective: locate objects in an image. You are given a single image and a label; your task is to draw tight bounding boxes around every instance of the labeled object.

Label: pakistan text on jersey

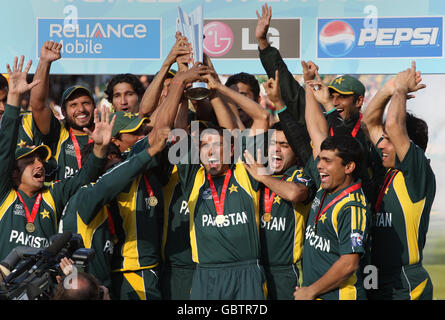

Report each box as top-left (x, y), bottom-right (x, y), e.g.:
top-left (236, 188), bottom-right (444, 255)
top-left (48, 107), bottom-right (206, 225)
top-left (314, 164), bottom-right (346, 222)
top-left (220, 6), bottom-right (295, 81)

top-left (9, 230), bottom-right (50, 248)
top-left (305, 225), bottom-right (331, 253)
top-left (261, 216), bottom-right (286, 232)
top-left (375, 212), bottom-right (392, 227)
top-left (202, 212), bottom-right (248, 227)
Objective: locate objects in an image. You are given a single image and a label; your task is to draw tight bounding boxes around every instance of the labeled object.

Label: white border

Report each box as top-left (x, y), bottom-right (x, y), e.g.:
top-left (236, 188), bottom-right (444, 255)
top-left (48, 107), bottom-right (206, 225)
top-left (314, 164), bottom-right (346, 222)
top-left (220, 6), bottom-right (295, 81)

top-left (36, 17), bottom-right (163, 61)
top-left (315, 16), bottom-right (444, 60)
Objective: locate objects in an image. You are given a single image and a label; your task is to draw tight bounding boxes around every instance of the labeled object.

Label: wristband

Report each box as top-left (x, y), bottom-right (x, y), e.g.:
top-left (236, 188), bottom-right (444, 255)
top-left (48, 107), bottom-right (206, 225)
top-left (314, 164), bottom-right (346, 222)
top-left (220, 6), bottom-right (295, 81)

top-left (324, 107), bottom-right (337, 115)
top-left (275, 105), bottom-right (287, 115)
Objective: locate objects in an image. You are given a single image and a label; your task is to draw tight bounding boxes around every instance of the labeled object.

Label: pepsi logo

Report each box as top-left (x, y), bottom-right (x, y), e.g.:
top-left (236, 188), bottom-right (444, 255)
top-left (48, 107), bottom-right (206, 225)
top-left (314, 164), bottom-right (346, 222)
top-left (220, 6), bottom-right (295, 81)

top-left (319, 20), bottom-right (355, 57)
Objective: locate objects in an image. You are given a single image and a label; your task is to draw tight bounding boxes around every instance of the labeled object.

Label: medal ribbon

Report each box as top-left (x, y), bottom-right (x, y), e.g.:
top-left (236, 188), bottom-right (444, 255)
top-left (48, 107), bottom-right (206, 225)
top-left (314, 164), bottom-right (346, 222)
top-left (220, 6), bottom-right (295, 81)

top-left (329, 113), bottom-right (362, 138)
top-left (143, 174), bottom-right (155, 198)
top-left (16, 191), bottom-right (42, 226)
top-left (70, 128), bottom-right (93, 169)
top-left (375, 169), bottom-right (399, 212)
top-left (207, 169), bottom-right (232, 217)
top-left (105, 205), bottom-right (116, 237)
top-left (264, 175), bottom-right (287, 214)
top-left (314, 182), bottom-right (362, 228)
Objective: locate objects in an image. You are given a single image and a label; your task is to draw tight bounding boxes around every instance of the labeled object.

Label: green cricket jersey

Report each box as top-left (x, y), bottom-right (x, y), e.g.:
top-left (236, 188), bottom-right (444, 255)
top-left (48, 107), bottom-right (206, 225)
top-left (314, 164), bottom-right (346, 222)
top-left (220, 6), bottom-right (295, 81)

top-left (0, 104), bottom-right (106, 261)
top-left (371, 141), bottom-right (436, 270)
top-left (60, 150), bottom-right (158, 287)
top-left (259, 165), bottom-right (311, 267)
top-left (302, 178), bottom-right (370, 300)
top-left (111, 137), bottom-right (166, 272)
top-left (20, 113), bottom-right (91, 180)
top-left (175, 133), bottom-right (264, 265)
top-left (161, 166), bottom-right (195, 267)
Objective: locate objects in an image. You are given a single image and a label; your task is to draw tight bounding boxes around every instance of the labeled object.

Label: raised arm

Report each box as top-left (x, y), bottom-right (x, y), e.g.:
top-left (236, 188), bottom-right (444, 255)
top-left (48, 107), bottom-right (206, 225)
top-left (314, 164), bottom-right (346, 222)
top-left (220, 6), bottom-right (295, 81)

top-left (29, 41), bottom-right (62, 134)
top-left (256, 4), bottom-right (309, 125)
top-left (201, 55), bottom-right (239, 130)
top-left (138, 32), bottom-right (192, 118)
top-left (147, 63), bottom-right (213, 146)
top-left (211, 82), bottom-right (269, 134)
top-left (363, 61), bottom-right (425, 147)
top-left (304, 71), bottom-right (330, 158)
top-left (385, 61), bottom-right (426, 162)
top-left (0, 56), bottom-right (40, 197)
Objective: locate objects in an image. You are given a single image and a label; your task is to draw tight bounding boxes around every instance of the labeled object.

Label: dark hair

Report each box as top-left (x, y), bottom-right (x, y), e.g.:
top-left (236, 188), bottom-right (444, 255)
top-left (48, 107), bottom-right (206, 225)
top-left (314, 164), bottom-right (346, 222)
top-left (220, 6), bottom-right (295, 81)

top-left (320, 135), bottom-right (363, 180)
top-left (0, 74), bottom-right (8, 90)
top-left (52, 272), bottom-right (101, 300)
top-left (270, 122), bottom-right (283, 131)
top-left (63, 89), bottom-right (95, 110)
top-left (406, 112), bottom-right (428, 152)
top-left (225, 72), bottom-right (260, 101)
top-left (105, 74), bottom-right (145, 104)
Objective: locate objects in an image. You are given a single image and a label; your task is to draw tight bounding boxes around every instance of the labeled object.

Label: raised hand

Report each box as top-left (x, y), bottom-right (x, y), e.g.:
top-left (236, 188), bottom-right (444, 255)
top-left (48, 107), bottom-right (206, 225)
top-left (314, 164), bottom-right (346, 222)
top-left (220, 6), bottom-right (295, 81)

top-left (306, 70), bottom-right (331, 108)
top-left (40, 40), bottom-right (62, 63)
top-left (263, 70), bottom-right (284, 108)
top-left (255, 3), bottom-right (272, 47)
top-left (147, 127), bottom-right (171, 157)
top-left (243, 149), bottom-right (272, 182)
top-left (6, 56), bottom-right (41, 106)
top-left (84, 106), bottom-right (116, 147)
top-left (393, 61), bottom-right (426, 95)
top-left (301, 60), bottom-right (319, 82)
top-left (165, 32), bottom-right (193, 70)
top-left (175, 62), bottom-right (213, 85)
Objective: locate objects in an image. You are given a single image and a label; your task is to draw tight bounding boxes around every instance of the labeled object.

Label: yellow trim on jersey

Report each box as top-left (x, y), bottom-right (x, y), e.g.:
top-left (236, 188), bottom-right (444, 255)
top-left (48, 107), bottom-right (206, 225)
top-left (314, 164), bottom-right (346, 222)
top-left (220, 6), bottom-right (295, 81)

top-left (331, 196), bottom-right (353, 236)
top-left (123, 271), bottom-right (147, 300)
top-left (41, 189), bottom-right (57, 227)
top-left (161, 167), bottom-right (179, 262)
top-left (233, 161), bottom-right (260, 234)
top-left (293, 202), bottom-right (310, 263)
top-left (339, 273), bottom-right (357, 300)
top-left (21, 113), bottom-right (34, 142)
top-left (0, 190), bottom-right (17, 221)
top-left (188, 167), bottom-right (206, 264)
top-left (411, 278), bottom-right (429, 300)
top-left (55, 124), bottom-right (70, 162)
top-left (76, 207), bottom-right (108, 249)
top-left (116, 176), bottom-right (141, 270)
top-left (392, 172), bottom-right (426, 265)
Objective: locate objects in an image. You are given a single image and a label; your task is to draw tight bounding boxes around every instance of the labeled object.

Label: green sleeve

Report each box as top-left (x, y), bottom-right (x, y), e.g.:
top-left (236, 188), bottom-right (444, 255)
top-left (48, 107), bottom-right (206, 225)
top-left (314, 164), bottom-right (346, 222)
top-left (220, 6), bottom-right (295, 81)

top-left (395, 141), bottom-right (436, 202)
top-left (259, 45), bottom-right (306, 126)
top-left (50, 150), bottom-right (107, 217)
top-left (63, 150), bottom-right (156, 225)
top-left (338, 205), bottom-right (368, 255)
top-left (0, 105), bottom-right (20, 200)
top-left (301, 156), bottom-right (319, 203)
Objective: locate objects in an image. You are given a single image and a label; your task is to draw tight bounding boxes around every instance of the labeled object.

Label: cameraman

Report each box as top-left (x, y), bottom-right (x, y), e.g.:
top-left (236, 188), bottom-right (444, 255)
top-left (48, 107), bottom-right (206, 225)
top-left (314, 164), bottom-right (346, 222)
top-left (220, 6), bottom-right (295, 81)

top-left (52, 257), bottom-right (110, 300)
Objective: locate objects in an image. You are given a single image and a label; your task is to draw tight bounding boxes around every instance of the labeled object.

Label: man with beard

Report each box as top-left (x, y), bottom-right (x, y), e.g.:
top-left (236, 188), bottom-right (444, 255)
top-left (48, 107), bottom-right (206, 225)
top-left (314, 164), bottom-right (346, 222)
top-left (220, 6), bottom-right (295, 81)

top-left (26, 41), bottom-right (96, 180)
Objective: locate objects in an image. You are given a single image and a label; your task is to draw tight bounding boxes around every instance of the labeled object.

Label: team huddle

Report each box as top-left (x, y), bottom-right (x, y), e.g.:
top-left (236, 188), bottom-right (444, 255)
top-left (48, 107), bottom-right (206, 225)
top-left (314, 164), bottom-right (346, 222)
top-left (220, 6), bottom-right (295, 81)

top-left (0, 4), bottom-right (436, 300)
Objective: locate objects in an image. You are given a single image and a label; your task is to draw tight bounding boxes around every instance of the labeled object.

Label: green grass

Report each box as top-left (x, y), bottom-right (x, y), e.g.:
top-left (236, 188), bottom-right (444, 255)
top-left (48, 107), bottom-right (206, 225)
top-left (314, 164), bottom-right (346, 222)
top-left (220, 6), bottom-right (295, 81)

top-left (422, 213), bottom-right (445, 299)
top-left (424, 265), bottom-right (445, 300)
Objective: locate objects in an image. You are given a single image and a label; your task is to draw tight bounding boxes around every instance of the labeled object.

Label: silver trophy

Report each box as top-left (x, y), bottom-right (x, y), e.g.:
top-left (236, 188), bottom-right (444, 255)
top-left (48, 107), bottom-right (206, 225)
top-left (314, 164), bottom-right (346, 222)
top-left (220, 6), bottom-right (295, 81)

top-left (177, 5), bottom-right (210, 100)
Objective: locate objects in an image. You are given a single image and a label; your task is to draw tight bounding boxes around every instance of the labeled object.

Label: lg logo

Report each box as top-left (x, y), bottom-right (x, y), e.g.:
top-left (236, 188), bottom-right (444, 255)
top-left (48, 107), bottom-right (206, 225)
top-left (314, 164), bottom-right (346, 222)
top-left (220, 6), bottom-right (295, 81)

top-left (203, 21), bottom-right (234, 57)
top-left (204, 18), bottom-right (300, 59)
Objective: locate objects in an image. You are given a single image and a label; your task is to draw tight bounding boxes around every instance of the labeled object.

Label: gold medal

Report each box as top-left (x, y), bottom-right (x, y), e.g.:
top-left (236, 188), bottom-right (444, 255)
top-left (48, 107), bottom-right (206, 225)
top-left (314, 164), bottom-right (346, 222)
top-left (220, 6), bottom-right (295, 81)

top-left (215, 215), bottom-right (226, 225)
top-left (148, 196), bottom-right (158, 207)
top-left (25, 222), bottom-right (36, 233)
top-left (263, 212), bottom-right (272, 223)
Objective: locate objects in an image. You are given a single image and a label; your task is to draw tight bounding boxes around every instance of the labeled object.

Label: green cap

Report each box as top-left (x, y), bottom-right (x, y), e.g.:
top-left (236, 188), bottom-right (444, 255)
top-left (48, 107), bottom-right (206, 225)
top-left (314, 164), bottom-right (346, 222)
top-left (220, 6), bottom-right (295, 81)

top-left (111, 111), bottom-right (149, 137)
top-left (15, 144), bottom-right (52, 162)
top-left (61, 85), bottom-right (94, 109)
top-left (328, 75), bottom-right (365, 96)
